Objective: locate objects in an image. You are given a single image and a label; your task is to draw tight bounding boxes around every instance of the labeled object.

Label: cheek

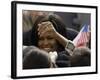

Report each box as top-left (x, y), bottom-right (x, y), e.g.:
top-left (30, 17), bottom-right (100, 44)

top-left (38, 39), bottom-right (57, 47)
top-left (49, 39), bottom-right (58, 50)
top-left (50, 40), bottom-right (57, 46)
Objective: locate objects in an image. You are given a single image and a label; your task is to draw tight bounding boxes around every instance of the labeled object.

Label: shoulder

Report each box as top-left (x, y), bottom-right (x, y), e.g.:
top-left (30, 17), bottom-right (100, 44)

top-left (66, 28), bottom-right (78, 40)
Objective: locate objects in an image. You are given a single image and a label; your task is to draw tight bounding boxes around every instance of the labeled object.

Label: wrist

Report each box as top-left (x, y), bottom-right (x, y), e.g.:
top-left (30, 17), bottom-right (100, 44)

top-left (65, 40), bottom-right (75, 51)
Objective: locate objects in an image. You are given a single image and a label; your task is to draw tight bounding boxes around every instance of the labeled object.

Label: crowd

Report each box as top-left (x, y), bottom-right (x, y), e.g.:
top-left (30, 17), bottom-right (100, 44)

top-left (22, 11), bottom-right (91, 69)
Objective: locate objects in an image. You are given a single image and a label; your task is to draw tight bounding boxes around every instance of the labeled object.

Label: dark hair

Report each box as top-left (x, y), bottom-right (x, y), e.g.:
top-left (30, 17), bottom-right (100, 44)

top-left (30, 14), bottom-right (67, 52)
top-left (70, 47), bottom-right (91, 67)
top-left (23, 46), bottom-right (52, 69)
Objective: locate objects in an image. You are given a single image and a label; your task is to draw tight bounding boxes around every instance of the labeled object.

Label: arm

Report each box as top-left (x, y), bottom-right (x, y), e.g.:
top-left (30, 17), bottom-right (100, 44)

top-left (38, 21), bottom-right (75, 51)
top-left (54, 31), bottom-right (69, 48)
top-left (38, 21), bottom-right (68, 47)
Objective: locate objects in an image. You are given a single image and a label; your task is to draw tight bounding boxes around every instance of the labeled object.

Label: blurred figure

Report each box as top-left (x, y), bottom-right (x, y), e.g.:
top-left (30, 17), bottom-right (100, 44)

top-left (70, 47), bottom-right (91, 67)
top-left (23, 46), bottom-right (57, 69)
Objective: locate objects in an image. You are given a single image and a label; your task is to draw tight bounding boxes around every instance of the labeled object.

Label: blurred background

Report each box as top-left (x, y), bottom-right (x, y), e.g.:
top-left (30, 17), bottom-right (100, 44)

top-left (22, 10), bottom-right (90, 32)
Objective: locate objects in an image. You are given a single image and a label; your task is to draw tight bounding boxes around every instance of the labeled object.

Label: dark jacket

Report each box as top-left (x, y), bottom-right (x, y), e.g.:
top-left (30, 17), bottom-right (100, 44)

top-left (56, 51), bottom-right (71, 67)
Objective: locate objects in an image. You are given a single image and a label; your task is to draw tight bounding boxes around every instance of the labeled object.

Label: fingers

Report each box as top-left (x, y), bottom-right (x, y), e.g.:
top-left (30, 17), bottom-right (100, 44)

top-left (39, 29), bottom-right (47, 37)
top-left (38, 21), bottom-right (51, 31)
top-left (38, 21), bottom-right (53, 36)
top-left (38, 23), bottom-right (50, 35)
top-left (38, 21), bottom-right (50, 30)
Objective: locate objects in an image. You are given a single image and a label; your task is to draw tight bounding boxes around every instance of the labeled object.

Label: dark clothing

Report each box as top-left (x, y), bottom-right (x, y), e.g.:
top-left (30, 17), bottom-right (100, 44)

top-left (23, 30), bottom-right (32, 46)
top-left (65, 28), bottom-right (78, 41)
top-left (56, 51), bottom-right (71, 67)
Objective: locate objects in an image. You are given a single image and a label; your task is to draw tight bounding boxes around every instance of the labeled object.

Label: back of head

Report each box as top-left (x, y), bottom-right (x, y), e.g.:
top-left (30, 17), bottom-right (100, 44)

top-left (23, 46), bottom-right (52, 69)
top-left (70, 47), bottom-right (91, 67)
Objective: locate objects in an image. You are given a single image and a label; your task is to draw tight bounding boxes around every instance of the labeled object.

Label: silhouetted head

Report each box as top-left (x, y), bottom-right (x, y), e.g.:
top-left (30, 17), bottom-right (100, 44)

top-left (23, 46), bottom-right (55, 69)
top-left (70, 47), bottom-right (91, 67)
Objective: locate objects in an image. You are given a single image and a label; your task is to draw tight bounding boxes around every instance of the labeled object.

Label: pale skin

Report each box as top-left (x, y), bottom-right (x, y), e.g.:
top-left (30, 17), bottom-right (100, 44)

top-left (37, 21), bottom-right (70, 52)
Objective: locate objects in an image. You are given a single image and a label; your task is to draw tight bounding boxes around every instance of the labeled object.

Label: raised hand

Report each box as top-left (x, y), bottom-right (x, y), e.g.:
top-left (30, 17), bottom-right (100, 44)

top-left (38, 21), bottom-right (57, 38)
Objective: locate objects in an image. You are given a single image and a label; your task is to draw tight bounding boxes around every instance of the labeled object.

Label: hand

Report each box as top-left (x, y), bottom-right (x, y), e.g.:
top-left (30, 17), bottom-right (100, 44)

top-left (38, 21), bottom-right (57, 38)
top-left (37, 21), bottom-right (70, 49)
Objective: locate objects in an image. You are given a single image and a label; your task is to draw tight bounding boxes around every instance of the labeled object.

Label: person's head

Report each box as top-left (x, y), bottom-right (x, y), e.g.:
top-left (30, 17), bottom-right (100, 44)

top-left (31, 14), bottom-right (67, 52)
top-left (23, 46), bottom-right (55, 69)
top-left (70, 47), bottom-right (91, 67)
